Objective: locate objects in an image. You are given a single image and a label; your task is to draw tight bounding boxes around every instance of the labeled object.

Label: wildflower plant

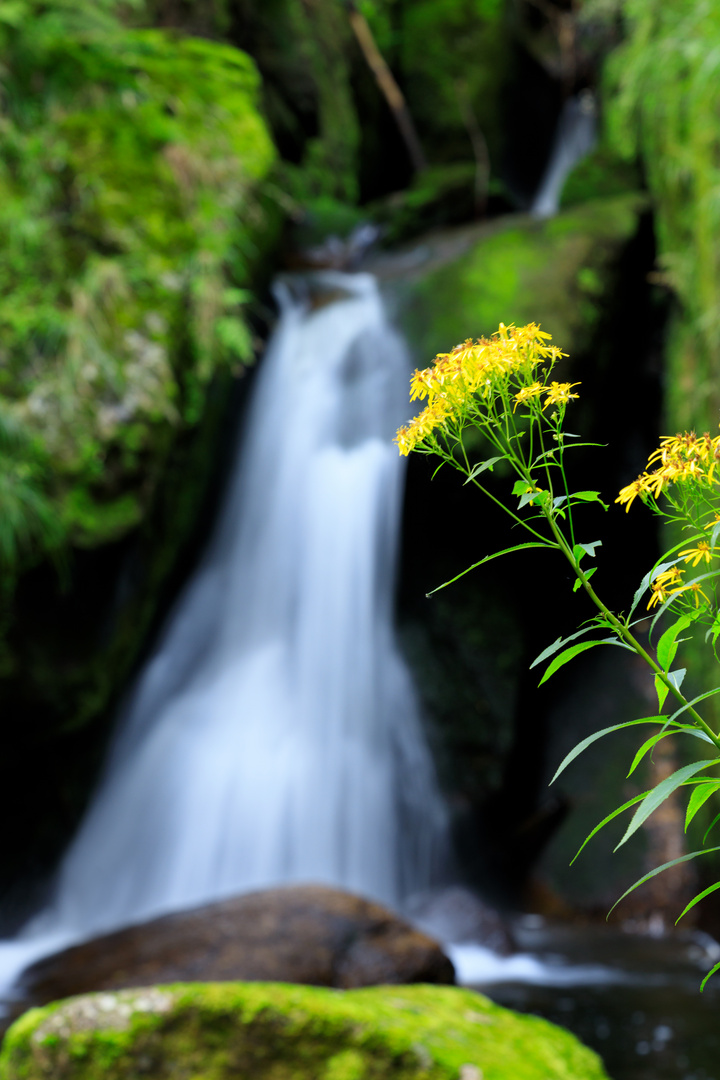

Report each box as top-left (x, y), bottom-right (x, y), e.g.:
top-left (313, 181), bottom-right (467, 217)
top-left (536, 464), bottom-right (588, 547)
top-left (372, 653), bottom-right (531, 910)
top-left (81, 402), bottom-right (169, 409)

top-left (397, 323), bottom-right (720, 989)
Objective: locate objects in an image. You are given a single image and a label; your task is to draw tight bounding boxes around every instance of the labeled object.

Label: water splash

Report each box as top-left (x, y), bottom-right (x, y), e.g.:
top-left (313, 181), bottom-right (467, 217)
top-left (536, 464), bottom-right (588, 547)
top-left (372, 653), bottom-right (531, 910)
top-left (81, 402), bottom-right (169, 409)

top-left (0, 271), bottom-right (447, 999)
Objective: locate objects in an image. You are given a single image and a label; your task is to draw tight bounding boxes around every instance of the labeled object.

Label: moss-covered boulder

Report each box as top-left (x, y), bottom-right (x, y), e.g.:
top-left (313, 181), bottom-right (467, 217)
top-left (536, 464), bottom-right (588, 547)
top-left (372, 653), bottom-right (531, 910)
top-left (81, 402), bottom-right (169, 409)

top-left (382, 192), bottom-right (646, 364)
top-left (0, 982), bottom-right (610, 1080)
top-left (0, 3), bottom-right (275, 577)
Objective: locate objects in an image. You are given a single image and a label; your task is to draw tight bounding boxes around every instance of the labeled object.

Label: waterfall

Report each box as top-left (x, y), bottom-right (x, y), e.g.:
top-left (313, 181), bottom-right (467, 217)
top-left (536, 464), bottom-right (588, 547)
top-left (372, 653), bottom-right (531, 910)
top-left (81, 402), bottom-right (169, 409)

top-left (0, 271), bottom-right (447, 999)
top-left (531, 91), bottom-right (596, 219)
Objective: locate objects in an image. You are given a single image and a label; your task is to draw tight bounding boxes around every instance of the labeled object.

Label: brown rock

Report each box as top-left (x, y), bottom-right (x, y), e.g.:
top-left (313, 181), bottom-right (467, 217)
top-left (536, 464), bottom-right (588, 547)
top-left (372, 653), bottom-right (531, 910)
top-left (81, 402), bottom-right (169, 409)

top-left (19, 885), bottom-right (454, 1007)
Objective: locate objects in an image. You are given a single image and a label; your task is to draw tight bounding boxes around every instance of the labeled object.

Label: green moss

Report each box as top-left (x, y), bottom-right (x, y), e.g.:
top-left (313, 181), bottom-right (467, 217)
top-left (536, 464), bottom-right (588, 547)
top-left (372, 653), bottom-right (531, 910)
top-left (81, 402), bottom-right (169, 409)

top-left (560, 147), bottom-right (642, 210)
top-left (0, 983), bottom-right (610, 1080)
top-left (393, 193), bottom-right (646, 365)
top-left (0, 1), bottom-right (275, 581)
top-left (604, 0), bottom-right (720, 431)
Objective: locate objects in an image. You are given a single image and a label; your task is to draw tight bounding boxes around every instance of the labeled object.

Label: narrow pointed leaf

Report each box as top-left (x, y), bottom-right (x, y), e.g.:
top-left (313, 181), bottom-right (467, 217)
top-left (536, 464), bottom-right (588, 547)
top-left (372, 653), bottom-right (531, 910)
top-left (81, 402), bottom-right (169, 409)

top-left (701, 960), bottom-right (720, 992)
top-left (573, 567), bottom-right (597, 592)
top-left (614, 759), bottom-right (720, 850)
top-left (464, 457), bottom-right (503, 484)
top-left (426, 542), bottom-right (554, 596)
top-left (570, 491), bottom-right (608, 509)
top-left (539, 638), bottom-right (631, 686)
top-left (685, 780), bottom-right (720, 832)
top-left (531, 623), bottom-right (610, 670)
top-left (608, 847), bottom-right (720, 917)
top-left (629, 559), bottom-right (677, 620)
top-left (550, 717), bottom-right (668, 784)
top-left (676, 882), bottom-right (720, 924)
top-left (703, 811), bottom-right (720, 844)
top-left (657, 613), bottom-right (697, 671)
top-left (668, 685), bottom-right (720, 724)
top-left (627, 730), bottom-right (677, 777)
top-left (571, 791), bottom-right (651, 864)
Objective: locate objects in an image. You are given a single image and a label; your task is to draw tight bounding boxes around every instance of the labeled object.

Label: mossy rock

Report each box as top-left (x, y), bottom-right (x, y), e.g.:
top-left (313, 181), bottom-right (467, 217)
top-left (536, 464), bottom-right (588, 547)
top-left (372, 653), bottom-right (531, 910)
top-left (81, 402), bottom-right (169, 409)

top-left (0, 982), bottom-right (610, 1080)
top-left (384, 192), bottom-right (647, 366)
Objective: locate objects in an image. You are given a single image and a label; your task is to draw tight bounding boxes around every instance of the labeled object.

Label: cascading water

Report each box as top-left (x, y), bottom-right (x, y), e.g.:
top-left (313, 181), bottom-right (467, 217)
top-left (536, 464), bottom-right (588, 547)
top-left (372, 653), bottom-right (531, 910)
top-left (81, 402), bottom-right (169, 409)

top-left (531, 91), bottom-right (596, 219)
top-left (0, 271), bottom-right (447, 1000)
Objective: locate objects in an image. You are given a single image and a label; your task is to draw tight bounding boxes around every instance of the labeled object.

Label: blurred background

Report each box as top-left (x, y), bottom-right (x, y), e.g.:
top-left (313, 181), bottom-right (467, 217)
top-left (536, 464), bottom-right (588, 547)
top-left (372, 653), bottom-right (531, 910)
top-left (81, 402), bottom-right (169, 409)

top-left (1, 1), bottom-right (720, 1077)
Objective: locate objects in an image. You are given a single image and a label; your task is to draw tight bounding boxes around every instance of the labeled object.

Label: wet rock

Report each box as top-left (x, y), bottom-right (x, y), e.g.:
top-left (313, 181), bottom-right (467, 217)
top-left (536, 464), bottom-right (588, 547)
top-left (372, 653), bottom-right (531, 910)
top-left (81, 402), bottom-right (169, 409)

top-left (19, 885), bottom-right (454, 1007)
top-left (406, 887), bottom-right (515, 955)
top-left (1, 982), bottom-right (611, 1080)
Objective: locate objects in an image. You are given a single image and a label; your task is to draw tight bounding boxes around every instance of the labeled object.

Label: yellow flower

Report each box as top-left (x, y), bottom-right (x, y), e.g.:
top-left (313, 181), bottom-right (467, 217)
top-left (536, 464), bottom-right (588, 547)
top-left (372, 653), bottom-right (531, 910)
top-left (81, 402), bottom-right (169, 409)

top-left (543, 382), bottom-right (580, 409)
top-left (513, 382), bottom-right (544, 411)
top-left (679, 541), bottom-right (714, 567)
top-left (616, 477), bottom-right (650, 512)
top-left (396, 323), bottom-right (567, 454)
top-left (647, 566), bottom-right (683, 609)
top-left (671, 581), bottom-right (711, 608)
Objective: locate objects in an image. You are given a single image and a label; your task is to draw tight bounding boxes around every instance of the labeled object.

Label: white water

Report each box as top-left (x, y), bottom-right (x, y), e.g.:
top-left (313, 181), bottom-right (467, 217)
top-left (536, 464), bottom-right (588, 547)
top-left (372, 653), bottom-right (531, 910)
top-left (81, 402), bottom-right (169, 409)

top-left (531, 91), bottom-right (596, 219)
top-left (0, 271), bottom-right (447, 1000)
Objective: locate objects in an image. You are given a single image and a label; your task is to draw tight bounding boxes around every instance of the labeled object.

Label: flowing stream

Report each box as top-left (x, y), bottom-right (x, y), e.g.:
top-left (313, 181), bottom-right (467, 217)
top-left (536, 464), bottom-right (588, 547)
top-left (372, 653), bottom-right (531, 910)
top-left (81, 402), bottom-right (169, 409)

top-left (0, 271), bottom-right (447, 1001)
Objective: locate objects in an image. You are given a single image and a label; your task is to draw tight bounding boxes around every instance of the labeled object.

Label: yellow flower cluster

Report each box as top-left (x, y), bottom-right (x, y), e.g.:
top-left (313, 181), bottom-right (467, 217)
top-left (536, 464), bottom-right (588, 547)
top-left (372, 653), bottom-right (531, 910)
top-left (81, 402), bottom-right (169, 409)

top-left (617, 430), bottom-right (720, 511)
top-left (395, 323), bottom-right (568, 456)
top-left (647, 565), bottom-right (710, 609)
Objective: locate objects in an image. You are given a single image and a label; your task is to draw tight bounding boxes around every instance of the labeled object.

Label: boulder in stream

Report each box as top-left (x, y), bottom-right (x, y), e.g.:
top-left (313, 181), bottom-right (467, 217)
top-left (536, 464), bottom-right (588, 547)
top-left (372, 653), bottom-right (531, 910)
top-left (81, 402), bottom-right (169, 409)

top-left (19, 885), bottom-right (454, 1008)
top-left (0, 982), bottom-right (611, 1080)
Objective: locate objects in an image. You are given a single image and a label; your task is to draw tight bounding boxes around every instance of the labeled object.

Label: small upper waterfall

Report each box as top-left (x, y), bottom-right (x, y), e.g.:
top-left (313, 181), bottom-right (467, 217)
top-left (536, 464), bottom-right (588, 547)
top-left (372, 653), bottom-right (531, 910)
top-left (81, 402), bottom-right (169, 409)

top-left (0, 271), bottom-right (447, 997)
top-left (531, 91), bottom-right (596, 219)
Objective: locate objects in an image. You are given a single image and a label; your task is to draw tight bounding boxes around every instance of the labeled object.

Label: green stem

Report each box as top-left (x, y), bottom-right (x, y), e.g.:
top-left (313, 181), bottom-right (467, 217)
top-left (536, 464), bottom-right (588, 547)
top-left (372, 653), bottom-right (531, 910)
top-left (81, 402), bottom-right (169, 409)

top-left (544, 509), bottom-right (720, 752)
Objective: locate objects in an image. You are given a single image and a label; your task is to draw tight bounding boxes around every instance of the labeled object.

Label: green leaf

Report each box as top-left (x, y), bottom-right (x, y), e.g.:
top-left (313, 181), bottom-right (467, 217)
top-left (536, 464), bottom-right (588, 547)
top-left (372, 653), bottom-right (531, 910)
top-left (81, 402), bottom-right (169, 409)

top-left (655, 667), bottom-right (687, 711)
top-left (703, 810), bottom-right (720, 844)
top-left (571, 791), bottom-right (651, 864)
top-left (531, 623), bottom-right (612, 669)
top-left (539, 637), bottom-right (631, 686)
top-left (607, 847), bottom-right (720, 918)
top-left (628, 559), bottom-right (678, 620)
top-left (576, 540), bottom-right (602, 558)
top-left (464, 457), bottom-right (503, 483)
top-left (701, 960), bottom-right (720, 992)
top-left (627, 729), bottom-right (677, 777)
top-left (676, 881), bottom-right (720, 923)
top-left (657, 612), bottom-right (698, 671)
top-left (614, 759), bottom-right (720, 850)
top-left (426, 542), bottom-right (555, 597)
top-left (512, 479), bottom-right (529, 496)
top-left (573, 566), bottom-right (597, 592)
top-left (570, 491), bottom-right (609, 509)
top-left (668, 685), bottom-right (720, 724)
top-left (550, 716), bottom-right (667, 784)
top-left (685, 780), bottom-right (720, 832)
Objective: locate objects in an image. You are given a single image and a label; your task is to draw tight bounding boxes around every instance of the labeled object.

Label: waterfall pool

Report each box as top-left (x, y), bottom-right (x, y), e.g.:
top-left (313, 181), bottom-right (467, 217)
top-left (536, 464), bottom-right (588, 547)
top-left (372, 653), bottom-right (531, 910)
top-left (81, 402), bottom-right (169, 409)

top-left (457, 919), bottom-right (720, 1080)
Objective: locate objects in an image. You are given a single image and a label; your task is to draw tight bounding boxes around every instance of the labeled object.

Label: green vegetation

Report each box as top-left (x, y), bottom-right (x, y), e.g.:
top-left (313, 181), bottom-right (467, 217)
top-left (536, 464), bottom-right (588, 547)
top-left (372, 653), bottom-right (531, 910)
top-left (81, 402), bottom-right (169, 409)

top-left (0, 982), bottom-right (610, 1080)
top-left (395, 193), bottom-right (645, 367)
top-left (605, 0), bottom-right (720, 432)
top-left (360, 0), bottom-right (506, 166)
top-left (0, 0), bottom-right (274, 582)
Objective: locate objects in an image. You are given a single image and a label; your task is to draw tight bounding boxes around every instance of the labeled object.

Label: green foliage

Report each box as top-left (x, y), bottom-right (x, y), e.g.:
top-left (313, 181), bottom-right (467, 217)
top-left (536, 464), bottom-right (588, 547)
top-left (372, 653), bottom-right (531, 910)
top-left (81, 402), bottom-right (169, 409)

top-left (399, 323), bottom-right (720, 987)
top-left (605, 0), bottom-right (720, 430)
top-left (0, 0), bottom-right (274, 575)
top-left (360, 0), bottom-right (507, 166)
